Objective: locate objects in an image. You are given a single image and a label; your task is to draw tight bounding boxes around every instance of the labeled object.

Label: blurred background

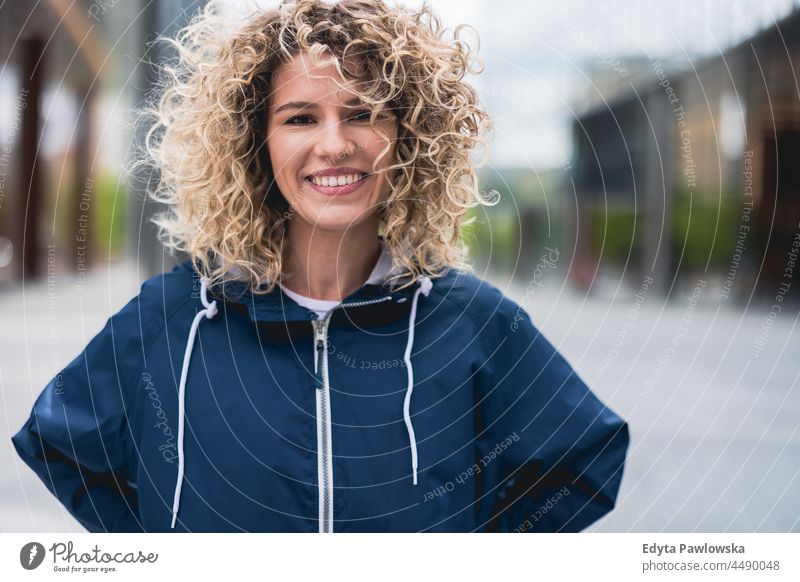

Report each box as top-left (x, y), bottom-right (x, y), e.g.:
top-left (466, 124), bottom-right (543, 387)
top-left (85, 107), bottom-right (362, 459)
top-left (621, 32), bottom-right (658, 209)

top-left (1, 0), bottom-right (799, 532)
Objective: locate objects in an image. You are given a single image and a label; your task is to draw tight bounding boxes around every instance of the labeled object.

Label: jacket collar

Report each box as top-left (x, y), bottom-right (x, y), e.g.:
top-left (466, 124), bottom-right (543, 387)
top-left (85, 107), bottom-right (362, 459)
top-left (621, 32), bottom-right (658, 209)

top-left (224, 278), bottom-right (420, 324)
top-left (187, 262), bottom-right (425, 324)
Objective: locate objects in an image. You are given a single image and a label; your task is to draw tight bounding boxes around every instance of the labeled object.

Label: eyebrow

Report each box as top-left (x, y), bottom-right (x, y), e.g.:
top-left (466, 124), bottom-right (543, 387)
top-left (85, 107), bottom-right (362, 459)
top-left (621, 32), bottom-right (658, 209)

top-left (272, 97), bottom-right (364, 114)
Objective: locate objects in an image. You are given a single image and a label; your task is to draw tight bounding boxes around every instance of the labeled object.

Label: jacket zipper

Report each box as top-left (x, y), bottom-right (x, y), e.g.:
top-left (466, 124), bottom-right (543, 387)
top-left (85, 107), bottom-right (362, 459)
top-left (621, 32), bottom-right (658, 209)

top-left (311, 295), bottom-right (394, 534)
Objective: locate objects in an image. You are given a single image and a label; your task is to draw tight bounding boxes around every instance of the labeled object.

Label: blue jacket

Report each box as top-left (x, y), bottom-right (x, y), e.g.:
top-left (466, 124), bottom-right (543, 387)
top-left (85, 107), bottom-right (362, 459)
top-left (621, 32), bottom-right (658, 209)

top-left (12, 259), bottom-right (629, 532)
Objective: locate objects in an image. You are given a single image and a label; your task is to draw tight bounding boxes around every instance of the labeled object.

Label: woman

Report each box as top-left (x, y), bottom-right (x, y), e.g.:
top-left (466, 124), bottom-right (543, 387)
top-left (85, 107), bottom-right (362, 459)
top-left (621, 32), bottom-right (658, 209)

top-left (13, 0), bottom-right (629, 532)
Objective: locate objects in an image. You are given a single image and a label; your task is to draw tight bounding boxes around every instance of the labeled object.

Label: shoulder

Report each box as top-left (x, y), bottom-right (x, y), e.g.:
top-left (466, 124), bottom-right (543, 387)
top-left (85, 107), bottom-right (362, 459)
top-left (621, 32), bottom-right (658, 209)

top-left (110, 260), bottom-right (198, 346)
top-left (137, 259), bottom-right (198, 309)
top-left (430, 268), bottom-right (526, 317)
top-left (45, 261), bottom-right (199, 406)
top-left (427, 267), bottom-right (533, 337)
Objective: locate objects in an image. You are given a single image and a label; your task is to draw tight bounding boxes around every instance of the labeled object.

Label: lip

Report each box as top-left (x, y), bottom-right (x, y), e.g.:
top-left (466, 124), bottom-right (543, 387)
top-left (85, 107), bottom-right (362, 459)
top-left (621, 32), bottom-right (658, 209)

top-left (303, 173), bottom-right (372, 197)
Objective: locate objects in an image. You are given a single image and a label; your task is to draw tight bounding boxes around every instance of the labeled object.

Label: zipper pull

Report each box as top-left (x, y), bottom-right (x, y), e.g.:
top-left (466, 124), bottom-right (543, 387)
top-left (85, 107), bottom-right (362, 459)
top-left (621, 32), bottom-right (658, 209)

top-left (314, 338), bottom-right (324, 385)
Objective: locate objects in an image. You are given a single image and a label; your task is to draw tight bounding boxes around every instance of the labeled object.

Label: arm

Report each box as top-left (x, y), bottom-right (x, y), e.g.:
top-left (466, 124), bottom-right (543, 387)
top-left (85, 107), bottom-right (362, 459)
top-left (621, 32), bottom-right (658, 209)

top-left (11, 287), bottom-right (153, 532)
top-left (474, 297), bottom-right (629, 532)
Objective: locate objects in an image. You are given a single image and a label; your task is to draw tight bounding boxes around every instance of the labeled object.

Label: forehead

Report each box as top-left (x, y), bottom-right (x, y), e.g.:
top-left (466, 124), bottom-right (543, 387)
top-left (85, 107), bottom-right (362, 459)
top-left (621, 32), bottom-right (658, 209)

top-left (269, 52), bottom-right (364, 107)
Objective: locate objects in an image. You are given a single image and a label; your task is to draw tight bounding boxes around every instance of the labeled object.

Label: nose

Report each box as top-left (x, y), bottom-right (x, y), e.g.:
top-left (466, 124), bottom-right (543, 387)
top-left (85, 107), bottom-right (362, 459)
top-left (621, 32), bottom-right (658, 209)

top-left (312, 118), bottom-right (357, 161)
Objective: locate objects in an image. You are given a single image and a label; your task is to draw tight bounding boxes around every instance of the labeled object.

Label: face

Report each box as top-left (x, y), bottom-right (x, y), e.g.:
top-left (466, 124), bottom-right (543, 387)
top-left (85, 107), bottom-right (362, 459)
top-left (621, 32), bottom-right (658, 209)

top-left (266, 51), bottom-right (398, 234)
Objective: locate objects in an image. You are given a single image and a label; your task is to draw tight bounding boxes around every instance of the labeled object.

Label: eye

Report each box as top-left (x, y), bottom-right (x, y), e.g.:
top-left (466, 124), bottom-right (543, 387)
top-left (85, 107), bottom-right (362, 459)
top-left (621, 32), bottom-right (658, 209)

top-left (284, 114), bottom-right (314, 125)
top-left (348, 110), bottom-right (372, 122)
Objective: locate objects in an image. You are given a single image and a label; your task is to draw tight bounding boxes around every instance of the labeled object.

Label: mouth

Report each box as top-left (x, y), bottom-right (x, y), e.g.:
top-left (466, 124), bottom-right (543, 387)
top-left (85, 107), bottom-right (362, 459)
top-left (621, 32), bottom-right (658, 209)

top-left (303, 172), bottom-right (371, 196)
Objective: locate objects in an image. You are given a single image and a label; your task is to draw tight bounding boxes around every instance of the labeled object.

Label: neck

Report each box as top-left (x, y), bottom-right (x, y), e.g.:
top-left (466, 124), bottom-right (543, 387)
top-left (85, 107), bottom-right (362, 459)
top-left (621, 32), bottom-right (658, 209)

top-left (281, 219), bottom-right (381, 301)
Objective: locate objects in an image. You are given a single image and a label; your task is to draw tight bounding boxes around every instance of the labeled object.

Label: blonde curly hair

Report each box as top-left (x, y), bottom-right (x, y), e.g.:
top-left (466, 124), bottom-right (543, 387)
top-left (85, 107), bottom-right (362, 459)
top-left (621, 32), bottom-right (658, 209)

top-left (143, 0), bottom-right (495, 293)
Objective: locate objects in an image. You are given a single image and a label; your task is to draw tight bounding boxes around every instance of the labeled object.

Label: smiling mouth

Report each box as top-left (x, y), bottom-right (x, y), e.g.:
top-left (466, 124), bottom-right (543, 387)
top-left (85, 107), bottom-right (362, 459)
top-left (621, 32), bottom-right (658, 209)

top-left (304, 173), bottom-right (369, 187)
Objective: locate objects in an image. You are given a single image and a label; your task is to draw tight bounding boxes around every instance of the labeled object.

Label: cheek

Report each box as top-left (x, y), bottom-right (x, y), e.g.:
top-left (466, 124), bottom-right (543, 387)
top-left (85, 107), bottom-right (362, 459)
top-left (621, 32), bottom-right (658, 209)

top-left (266, 131), bottom-right (299, 177)
top-left (358, 125), bottom-right (396, 157)
top-left (267, 146), bottom-right (285, 175)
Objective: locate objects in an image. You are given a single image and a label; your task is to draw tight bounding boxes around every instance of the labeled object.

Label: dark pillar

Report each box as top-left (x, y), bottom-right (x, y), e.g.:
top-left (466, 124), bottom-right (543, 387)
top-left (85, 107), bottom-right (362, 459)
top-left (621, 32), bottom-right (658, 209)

top-left (17, 37), bottom-right (44, 280)
top-left (643, 91), bottom-right (674, 297)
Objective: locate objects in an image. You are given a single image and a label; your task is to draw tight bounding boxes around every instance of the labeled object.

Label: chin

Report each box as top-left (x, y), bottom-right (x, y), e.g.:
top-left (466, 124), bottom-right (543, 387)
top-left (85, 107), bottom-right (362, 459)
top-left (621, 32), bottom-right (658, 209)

top-left (296, 209), bottom-right (378, 233)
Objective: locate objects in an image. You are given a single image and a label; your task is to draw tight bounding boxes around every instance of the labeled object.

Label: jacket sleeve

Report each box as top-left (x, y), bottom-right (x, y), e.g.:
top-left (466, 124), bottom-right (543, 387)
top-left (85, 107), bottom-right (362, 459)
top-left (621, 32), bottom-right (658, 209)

top-left (474, 296), bottom-right (629, 532)
top-left (11, 286), bottom-right (152, 532)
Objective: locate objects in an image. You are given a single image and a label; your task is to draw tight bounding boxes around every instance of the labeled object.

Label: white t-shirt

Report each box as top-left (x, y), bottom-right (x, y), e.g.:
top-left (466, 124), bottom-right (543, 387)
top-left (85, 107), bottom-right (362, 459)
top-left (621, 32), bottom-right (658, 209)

top-left (279, 241), bottom-right (394, 320)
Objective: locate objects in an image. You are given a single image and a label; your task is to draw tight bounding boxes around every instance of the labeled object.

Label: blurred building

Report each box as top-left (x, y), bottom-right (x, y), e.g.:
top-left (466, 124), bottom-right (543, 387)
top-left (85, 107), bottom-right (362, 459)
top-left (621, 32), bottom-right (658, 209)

top-left (572, 9), bottom-right (800, 302)
top-left (1, 0), bottom-right (102, 283)
top-left (0, 0), bottom-right (202, 286)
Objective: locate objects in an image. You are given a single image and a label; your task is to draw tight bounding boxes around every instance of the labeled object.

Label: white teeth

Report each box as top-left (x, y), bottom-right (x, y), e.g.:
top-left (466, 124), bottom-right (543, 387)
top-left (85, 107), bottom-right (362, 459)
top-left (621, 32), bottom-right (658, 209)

top-left (310, 174), bottom-right (365, 187)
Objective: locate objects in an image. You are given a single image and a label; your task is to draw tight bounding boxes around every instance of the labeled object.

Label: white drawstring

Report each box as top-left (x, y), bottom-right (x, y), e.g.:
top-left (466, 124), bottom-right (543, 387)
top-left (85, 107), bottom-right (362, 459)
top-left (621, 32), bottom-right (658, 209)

top-left (403, 275), bottom-right (432, 486)
top-left (171, 277), bottom-right (218, 529)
